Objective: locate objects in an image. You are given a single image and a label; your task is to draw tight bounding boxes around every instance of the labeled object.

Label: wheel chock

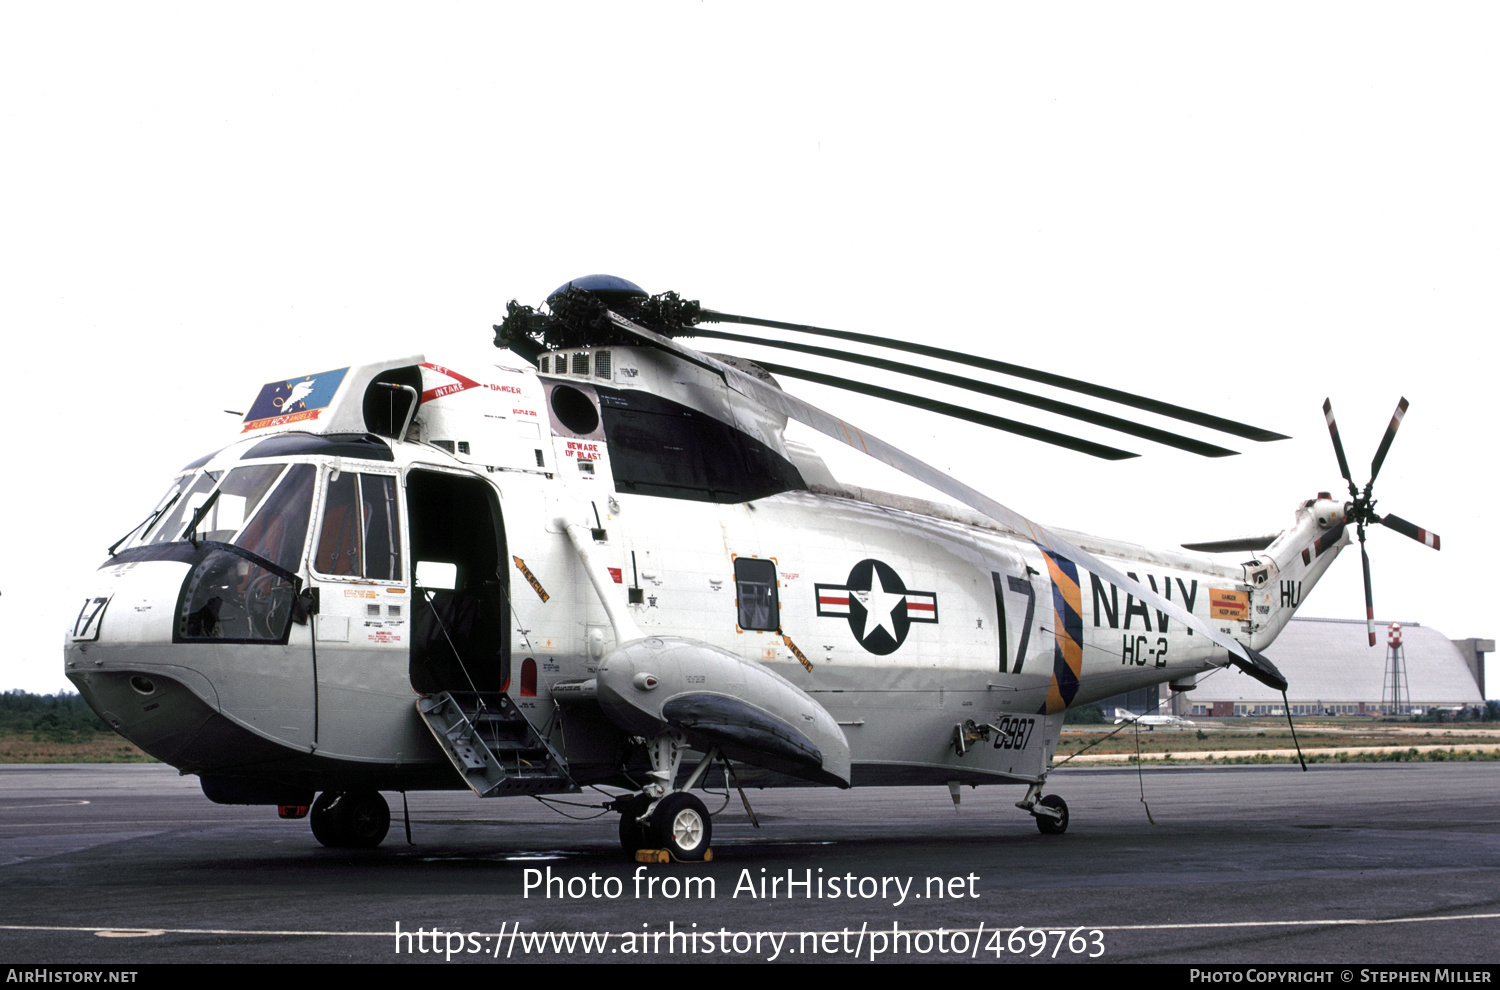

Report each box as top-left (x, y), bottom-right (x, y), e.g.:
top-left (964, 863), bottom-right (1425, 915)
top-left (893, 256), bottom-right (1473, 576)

top-left (634, 848), bottom-right (713, 864)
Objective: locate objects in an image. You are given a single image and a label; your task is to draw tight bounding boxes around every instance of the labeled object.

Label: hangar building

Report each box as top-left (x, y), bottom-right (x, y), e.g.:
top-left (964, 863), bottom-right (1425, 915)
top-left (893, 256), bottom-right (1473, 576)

top-left (1114, 617), bottom-right (1489, 717)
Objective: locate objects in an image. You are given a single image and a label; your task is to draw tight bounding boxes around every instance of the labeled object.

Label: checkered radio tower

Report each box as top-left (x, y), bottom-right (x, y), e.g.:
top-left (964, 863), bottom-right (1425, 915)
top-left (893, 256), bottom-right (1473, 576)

top-left (1382, 623), bottom-right (1412, 715)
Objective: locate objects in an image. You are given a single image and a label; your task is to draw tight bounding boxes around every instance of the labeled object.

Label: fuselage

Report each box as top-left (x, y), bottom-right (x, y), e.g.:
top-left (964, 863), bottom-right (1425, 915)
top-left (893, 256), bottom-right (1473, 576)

top-left (65, 349), bottom-right (1345, 797)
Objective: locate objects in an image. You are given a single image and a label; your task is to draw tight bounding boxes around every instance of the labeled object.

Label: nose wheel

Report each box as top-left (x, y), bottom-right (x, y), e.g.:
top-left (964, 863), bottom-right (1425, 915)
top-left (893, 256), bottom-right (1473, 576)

top-left (650, 793), bottom-right (711, 861)
top-left (310, 790), bottom-right (391, 849)
top-left (617, 793), bottom-right (652, 856)
top-left (616, 791), bottom-right (713, 861)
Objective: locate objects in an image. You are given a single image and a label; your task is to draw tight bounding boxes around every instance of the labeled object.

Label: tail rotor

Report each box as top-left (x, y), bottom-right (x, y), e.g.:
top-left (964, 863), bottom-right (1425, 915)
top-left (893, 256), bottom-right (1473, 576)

top-left (1322, 397), bottom-right (1442, 646)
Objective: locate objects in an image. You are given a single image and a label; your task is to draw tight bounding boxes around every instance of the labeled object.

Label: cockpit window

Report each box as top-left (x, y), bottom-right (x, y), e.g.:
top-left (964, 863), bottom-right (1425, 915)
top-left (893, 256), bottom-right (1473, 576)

top-left (188, 464), bottom-right (286, 544)
top-left (233, 465), bottom-right (316, 573)
top-left (139, 471), bottom-right (220, 547)
top-left (114, 473), bottom-right (194, 552)
top-left (176, 464), bottom-right (317, 644)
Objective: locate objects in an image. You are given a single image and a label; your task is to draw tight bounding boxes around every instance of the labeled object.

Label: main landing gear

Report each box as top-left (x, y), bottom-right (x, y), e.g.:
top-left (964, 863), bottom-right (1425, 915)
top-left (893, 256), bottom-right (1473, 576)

top-left (615, 735), bottom-right (716, 861)
top-left (310, 790), bottom-right (391, 849)
top-left (1016, 782), bottom-right (1069, 835)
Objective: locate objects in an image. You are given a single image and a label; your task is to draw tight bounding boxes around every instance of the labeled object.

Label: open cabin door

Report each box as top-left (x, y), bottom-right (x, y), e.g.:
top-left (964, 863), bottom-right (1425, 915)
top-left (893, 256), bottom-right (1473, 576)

top-left (406, 470), bottom-right (509, 694)
top-left (406, 469), bottom-right (575, 797)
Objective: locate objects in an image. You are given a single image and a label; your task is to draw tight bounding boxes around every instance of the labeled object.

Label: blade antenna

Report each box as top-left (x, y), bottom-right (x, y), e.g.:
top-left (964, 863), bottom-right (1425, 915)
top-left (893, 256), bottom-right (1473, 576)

top-left (703, 309), bottom-right (1290, 443)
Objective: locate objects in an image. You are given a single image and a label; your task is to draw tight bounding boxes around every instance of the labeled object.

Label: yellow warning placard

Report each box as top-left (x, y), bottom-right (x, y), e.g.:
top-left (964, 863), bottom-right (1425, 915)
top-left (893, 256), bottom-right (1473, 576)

top-left (1209, 589), bottom-right (1248, 621)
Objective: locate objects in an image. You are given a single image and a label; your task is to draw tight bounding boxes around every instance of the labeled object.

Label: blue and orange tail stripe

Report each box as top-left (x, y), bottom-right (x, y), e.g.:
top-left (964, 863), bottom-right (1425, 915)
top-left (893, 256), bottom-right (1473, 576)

top-left (1040, 550), bottom-right (1084, 715)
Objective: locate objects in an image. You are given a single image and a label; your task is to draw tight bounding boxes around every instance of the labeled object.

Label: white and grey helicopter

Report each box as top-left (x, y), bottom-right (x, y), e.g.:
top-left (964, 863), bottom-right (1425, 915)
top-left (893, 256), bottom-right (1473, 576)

top-left (63, 275), bottom-right (1440, 860)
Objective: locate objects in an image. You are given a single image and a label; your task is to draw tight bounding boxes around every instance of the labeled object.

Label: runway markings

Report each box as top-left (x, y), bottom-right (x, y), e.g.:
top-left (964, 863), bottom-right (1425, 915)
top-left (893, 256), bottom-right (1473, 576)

top-left (0, 800), bottom-right (91, 810)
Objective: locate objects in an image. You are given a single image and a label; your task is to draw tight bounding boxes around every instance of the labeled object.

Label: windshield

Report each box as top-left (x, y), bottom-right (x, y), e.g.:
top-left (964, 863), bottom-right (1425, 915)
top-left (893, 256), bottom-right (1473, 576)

top-left (130, 471), bottom-right (220, 549)
top-left (185, 464), bottom-right (286, 545)
top-left (124, 463), bottom-right (318, 563)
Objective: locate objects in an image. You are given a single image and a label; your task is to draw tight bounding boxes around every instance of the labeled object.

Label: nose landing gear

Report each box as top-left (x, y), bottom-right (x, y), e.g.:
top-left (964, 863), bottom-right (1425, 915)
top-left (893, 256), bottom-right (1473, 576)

top-left (614, 735), bottom-right (716, 861)
top-left (616, 791), bottom-right (713, 861)
top-left (310, 790), bottom-right (391, 849)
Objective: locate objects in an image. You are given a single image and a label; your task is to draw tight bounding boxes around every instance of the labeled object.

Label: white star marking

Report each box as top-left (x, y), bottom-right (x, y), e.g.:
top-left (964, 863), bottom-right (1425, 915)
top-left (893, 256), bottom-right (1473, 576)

top-left (853, 569), bottom-right (906, 643)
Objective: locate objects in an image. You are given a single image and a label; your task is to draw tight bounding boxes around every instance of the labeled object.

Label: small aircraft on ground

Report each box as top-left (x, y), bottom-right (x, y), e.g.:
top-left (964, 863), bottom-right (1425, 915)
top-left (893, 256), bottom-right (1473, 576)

top-left (1111, 709), bottom-right (1196, 730)
top-left (64, 275), bottom-right (1440, 859)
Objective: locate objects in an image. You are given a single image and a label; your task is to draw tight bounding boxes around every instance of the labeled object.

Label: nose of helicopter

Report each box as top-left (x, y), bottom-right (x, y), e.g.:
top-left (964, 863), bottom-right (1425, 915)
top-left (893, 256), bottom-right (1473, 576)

top-left (63, 558), bottom-right (228, 769)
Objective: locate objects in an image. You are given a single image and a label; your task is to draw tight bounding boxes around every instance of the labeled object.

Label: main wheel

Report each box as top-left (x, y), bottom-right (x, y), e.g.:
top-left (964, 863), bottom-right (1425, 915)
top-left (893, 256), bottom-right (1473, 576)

top-left (1035, 793), bottom-right (1069, 835)
top-left (647, 793), bottom-right (711, 861)
top-left (310, 791), bottom-right (344, 847)
top-left (342, 790), bottom-right (391, 848)
top-left (310, 790), bottom-right (390, 848)
top-left (617, 794), bottom-right (652, 858)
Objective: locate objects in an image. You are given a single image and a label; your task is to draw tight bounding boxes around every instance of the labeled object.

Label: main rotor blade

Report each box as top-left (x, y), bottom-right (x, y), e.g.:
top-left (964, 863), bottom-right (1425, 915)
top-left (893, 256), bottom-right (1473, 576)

top-left (1369, 397), bottom-right (1409, 485)
top-left (606, 308), bottom-right (1288, 692)
top-left (703, 310), bottom-right (1290, 443)
top-left (753, 361), bottom-right (1138, 460)
top-left (1379, 512), bottom-right (1441, 550)
top-left (1322, 398), bottom-right (1357, 498)
top-left (690, 327), bottom-right (1237, 457)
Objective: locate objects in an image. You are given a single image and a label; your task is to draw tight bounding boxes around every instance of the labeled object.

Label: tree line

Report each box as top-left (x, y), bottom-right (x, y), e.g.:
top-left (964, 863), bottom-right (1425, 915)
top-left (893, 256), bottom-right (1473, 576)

top-left (0, 690), bottom-right (112, 742)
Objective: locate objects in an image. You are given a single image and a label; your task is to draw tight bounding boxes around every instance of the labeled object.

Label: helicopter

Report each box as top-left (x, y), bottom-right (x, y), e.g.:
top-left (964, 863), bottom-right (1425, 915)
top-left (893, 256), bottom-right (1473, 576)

top-left (62, 274), bottom-right (1441, 861)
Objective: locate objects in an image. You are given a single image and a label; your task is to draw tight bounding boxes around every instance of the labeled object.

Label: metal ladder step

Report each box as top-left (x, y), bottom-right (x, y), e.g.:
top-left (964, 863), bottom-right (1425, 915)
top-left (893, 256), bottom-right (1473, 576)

top-left (417, 690), bottom-right (577, 798)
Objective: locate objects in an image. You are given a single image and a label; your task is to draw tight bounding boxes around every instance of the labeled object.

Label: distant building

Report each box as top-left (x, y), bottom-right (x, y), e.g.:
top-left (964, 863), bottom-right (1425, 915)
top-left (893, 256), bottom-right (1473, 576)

top-left (1170, 617), bottom-right (1488, 717)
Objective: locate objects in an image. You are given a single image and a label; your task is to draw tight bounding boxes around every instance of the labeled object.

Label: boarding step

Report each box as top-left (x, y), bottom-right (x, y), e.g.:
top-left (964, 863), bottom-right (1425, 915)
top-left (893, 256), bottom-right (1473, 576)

top-left (417, 691), bottom-right (576, 798)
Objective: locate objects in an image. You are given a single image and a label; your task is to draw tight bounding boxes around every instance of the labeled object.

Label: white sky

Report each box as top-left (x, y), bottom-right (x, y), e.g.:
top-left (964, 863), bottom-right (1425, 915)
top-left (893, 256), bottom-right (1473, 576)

top-left (3, 3), bottom-right (1495, 697)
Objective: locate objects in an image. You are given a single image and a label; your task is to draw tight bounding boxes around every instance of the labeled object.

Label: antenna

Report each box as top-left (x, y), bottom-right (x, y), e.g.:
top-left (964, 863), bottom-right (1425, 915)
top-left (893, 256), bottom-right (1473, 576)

top-left (1382, 623), bottom-right (1412, 716)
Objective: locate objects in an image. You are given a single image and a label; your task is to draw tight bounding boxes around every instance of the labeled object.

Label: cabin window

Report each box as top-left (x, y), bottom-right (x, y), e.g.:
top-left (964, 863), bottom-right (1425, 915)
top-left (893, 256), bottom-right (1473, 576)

top-left (596, 386), bottom-right (806, 504)
top-left (314, 472), bottom-right (403, 581)
top-left (734, 557), bottom-right (778, 631)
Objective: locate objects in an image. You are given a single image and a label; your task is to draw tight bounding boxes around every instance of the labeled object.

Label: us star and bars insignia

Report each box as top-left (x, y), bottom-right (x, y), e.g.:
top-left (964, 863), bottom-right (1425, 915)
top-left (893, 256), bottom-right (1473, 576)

top-left (815, 558), bottom-right (937, 655)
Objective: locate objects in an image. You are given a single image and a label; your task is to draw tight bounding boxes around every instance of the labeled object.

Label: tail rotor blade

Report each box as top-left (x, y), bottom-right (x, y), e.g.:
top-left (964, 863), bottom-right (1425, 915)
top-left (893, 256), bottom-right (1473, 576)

top-left (1379, 513), bottom-right (1441, 550)
top-left (1369, 397), bottom-right (1409, 485)
top-left (1323, 398), bottom-right (1356, 496)
top-left (1360, 534), bottom-right (1377, 647)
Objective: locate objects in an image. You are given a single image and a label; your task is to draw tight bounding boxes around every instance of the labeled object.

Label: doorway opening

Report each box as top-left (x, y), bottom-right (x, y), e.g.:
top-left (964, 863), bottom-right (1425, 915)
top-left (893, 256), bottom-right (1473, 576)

top-left (406, 470), bottom-right (509, 695)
